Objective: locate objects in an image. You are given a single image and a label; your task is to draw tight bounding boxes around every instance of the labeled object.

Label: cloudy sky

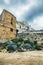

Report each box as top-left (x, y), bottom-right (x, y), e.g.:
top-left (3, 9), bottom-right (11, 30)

top-left (0, 0), bottom-right (43, 30)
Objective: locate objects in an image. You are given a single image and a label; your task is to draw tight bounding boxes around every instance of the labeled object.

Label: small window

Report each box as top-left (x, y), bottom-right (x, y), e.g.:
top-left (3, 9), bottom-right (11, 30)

top-left (20, 26), bottom-right (21, 28)
top-left (16, 29), bottom-right (19, 33)
top-left (10, 28), bottom-right (13, 32)
top-left (11, 21), bottom-right (13, 24)
top-left (11, 18), bottom-right (13, 24)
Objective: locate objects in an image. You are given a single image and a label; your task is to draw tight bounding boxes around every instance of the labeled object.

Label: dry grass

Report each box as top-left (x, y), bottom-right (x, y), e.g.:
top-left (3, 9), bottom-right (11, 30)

top-left (0, 51), bottom-right (43, 65)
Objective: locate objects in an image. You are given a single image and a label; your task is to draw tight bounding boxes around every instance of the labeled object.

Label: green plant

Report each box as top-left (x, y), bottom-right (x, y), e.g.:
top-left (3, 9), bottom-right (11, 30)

top-left (34, 41), bottom-right (41, 50)
top-left (2, 43), bottom-right (7, 49)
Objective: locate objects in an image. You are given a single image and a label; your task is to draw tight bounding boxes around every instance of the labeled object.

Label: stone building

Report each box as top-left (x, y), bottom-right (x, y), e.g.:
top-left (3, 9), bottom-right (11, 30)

top-left (0, 9), bottom-right (16, 43)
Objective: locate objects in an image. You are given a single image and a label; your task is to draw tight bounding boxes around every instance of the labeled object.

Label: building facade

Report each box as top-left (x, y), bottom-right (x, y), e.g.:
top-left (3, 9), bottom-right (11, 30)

top-left (0, 9), bottom-right (16, 43)
top-left (16, 21), bottom-right (30, 34)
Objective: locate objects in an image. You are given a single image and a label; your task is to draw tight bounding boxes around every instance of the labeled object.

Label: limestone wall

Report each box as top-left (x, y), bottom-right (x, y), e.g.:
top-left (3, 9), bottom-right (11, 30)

top-left (0, 10), bottom-right (16, 43)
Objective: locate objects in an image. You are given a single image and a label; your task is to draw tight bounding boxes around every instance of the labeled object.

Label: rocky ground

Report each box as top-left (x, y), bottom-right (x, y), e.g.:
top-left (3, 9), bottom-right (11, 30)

top-left (0, 51), bottom-right (43, 65)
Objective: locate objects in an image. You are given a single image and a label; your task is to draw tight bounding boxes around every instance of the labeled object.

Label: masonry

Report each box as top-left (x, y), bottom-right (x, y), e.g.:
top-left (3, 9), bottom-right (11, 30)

top-left (0, 9), bottom-right (16, 43)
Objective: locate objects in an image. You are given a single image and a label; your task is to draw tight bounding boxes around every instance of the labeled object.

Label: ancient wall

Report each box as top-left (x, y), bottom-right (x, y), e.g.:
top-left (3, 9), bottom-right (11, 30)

top-left (0, 9), bottom-right (16, 43)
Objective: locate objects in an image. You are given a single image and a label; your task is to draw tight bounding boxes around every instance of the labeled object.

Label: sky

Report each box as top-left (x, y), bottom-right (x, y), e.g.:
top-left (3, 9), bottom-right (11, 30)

top-left (0, 0), bottom-right (43, 30)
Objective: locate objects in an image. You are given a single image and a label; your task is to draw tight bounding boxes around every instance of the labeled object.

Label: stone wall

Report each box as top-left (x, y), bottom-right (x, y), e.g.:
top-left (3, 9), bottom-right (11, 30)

top-left (0, 9), bottom-right (16, 43)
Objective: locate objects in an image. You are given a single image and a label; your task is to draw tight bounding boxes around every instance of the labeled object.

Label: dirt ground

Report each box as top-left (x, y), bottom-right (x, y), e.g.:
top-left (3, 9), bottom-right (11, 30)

top-left (0, 51), bottom-right (43, 65)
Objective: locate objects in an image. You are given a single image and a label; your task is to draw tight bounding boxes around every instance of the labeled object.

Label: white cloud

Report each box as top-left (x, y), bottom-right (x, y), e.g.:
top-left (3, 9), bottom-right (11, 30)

top-left (29, 16), bottom-right (43, 30)
top-left (3, 0), bottom-right (10, 5)
top-left (9, 0), bottom-right (37, 21)
top-left (0, 0), bottom-right (42, 30)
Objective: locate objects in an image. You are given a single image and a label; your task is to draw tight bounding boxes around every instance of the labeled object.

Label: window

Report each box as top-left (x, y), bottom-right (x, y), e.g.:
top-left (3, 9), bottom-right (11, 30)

top-left (11, 18), bottom-right (13, 24)
top-left (16, 29), bottom-right (19, 33)
top-left (16, 29), bottom-right (19, 37)
top-left (10, 28), bottom-right (13, 32)
top-left (11, 21), bottom-right (13, 24)
top-left (20, 26), bottom-right (21, 28)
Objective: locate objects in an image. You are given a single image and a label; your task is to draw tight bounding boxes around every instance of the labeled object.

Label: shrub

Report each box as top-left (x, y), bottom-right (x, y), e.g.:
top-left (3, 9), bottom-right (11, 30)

top-left (34, 41), bottom-right (41, 50)
top-left (2, 43), bottom-right (7, 49)
top-left (6, 41), bottom-right (17, 52)
top-left (0, 38), bottom-right (42, 52)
